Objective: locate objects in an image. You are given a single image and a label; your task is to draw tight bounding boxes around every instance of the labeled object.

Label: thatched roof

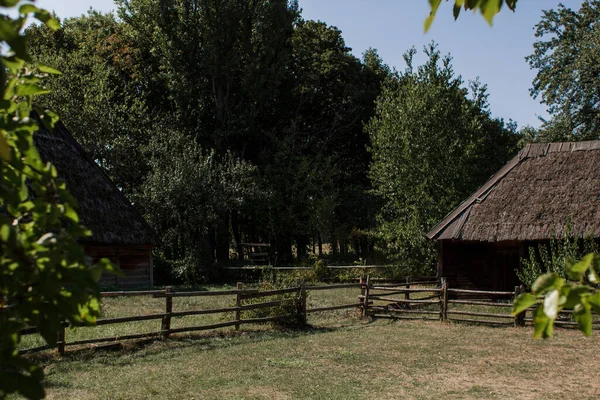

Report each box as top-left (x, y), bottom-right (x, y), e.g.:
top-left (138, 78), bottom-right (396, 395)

top-left (33, 116), bottom-right (160, 246)
top-left (427, 141), bottom-right (600, 242)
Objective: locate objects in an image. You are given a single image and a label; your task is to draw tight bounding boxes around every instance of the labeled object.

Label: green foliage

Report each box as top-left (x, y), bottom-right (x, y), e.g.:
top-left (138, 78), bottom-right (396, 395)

top-left (527, 1), bottom-right (600, 141)
top-left (517, 229), bottom-right (599, 289)
top-left (143, 132), bottom-right (259, 282)
top-left (26, 6), bottom-right (388, 273)
top-left (0, 3), bottom-right (113, 399)
top-left (513, 253), bottom-right (600, 338)
top-left (425, 0), bottom-right (518, 31)
top-left (367, 43), bottom-right (519, 271)
top-left (244, 280), bottom-right (307, 329)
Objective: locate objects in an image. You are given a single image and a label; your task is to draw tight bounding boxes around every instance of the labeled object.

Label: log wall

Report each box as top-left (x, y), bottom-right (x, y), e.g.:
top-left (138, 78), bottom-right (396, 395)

top-left (86, 245), bottom-right (154, 288)
top-left (438, 240), bottom-right (521, 291)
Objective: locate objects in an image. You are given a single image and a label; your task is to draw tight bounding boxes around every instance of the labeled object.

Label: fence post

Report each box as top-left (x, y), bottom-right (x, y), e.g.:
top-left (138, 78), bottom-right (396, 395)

top-left (57, 321), bottom-right (65, 355)
top-left (299, 282), bottom-right (307, 324)
top-left (359, 275), bottom-right (366, 309)
top-left (441, 277), bottom-right (448, 322)
top-left (235, 282), bottom-right (243, 331)
top-left (405, 276), bottom-right (411, 301)
top-left (161, 286), bottom-right (172, 338)
top-left (362, 275), bottom-right (371, 318)
top-left (514, 285), bottom-right (525, 327)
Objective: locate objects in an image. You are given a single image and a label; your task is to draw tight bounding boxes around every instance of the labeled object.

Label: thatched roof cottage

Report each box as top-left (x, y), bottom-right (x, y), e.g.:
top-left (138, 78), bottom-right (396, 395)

top-left (427, 141), bottom-right (600, 291)
top-left (34, 116), bottom-right (160, 288)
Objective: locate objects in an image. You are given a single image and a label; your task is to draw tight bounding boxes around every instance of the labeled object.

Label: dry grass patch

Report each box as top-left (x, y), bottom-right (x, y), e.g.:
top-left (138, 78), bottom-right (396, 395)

top-left (32, 316), bottom-right (600, 400)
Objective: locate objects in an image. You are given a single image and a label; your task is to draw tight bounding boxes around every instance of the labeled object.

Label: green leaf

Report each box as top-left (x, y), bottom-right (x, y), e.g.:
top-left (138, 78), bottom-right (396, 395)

top-left (562, 285), bottom-right (591, 309)
top-left (543, 289), bottom-right (560, 319)
top-left (588, 291), bottom-right (600, 313)
top-left (424, 0), bottom-right (442, 32)
top-left (482, 1), bottom-right (501, 25)
top-left (0, 0), bottom-right (20, 6)
top-left (588, 267), bottom-right (600, 284)
top-left (532, 307), bottom-right (551, 339)
top-left (573, 303), bottom-right (592, 336)
top-left (2, 56), bottom-right (24, 73)
top-left (531, 273), bottom-right (564, 294)
top-left (511, 292), bottom-right (537, 316)
top-left (14, 84), bottom-right (51, 97)
top-left (0, 130), bottom-right (11, 161)
top-left (37, 64), bottom-right (62, 75)
top-left (566, 253), bottom-right (594, 280)
top-left (19, 4), bottom-right (41, 14)
top-left (62, 203), bottom-right (79, 223)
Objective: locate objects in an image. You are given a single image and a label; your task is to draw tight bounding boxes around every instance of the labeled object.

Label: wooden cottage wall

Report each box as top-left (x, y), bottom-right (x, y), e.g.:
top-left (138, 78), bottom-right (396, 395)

top-left (439, 240), bottom-right (521, 291)
top-left (86, 245), bottom-right (153, 288)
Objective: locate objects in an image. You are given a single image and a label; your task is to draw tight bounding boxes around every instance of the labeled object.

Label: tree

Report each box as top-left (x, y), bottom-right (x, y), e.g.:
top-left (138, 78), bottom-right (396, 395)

top-left (426, 0), bottom-right (518, 31)
top-left (0, 3), bottom-right (113, 399)
top-left (368, 43), bottom-right (519, 273)
top-left (527, 0), bottom-right (600, 141)
top-left (26, 12), bottom-right (152, 197)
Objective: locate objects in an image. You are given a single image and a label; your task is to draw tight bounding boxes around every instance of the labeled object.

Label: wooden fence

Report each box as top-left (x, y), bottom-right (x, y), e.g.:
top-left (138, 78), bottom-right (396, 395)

top-left (361, 277), bottom-right (600, 329)
top-left (21, 277), bottom-right (598, 355)
top-left (19, 282), bottom-right (364, 355)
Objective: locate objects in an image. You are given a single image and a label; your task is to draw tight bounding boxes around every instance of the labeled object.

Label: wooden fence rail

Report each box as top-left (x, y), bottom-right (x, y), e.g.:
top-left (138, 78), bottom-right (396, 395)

top-left (19, 281), bottom-right (370, 355)
top-left (362, 278), bottom-right (600, 331)
top-left (21, 276), bottom-right (599, 355)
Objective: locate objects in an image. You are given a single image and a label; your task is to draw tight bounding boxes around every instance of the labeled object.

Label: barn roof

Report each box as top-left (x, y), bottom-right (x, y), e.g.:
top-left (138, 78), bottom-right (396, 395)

top-left (33, 116), bottom-right (161, 246)
top-left (427, 141), bottom-right (600, 242)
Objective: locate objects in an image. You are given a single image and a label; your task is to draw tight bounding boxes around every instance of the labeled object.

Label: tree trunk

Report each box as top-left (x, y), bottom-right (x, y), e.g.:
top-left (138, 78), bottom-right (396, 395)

top-left (275, 234), bottom-right (293, 265)
top-left (296, 235), bottom-right (308, 260)
top-left (231, 209), bottom-right (243, 261)
top-left (215, 211), bottom-right (230, 263)
top-left (318, 234), bottom-right (323, 256)
top-left (353, 238), bottom-right (360, 261)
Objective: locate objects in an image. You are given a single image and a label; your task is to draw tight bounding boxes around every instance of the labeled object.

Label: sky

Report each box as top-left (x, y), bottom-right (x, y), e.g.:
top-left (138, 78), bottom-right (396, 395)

top-left (35, 0), bottom-right (585, 129)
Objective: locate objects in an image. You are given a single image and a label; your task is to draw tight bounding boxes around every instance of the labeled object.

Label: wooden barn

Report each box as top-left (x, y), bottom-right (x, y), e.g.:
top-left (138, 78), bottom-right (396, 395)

top-left (427, 141), bottom-right (600, 291)
top-left (34, 116), bottom-right (161, 288)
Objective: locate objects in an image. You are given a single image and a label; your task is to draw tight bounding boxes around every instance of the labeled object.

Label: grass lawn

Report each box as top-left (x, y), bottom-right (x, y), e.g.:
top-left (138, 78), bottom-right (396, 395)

top-left (21, 286), bottom-right (600, 399)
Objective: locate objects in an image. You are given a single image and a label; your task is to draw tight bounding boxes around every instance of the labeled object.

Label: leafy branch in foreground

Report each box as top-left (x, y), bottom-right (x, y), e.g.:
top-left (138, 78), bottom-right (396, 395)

top-left (0, 2), bottom-right (114, 399)
top-left (513, 253), bottom-right (600, 339)
top-left (425, 0), bottom-right (518, 31)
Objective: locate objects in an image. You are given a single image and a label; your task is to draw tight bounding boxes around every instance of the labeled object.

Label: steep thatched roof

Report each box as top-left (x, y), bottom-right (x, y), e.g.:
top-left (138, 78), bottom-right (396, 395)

top-left (33, 116), bottom-right (160, 246)
top-left (427, 141), bottom-right (600, 242)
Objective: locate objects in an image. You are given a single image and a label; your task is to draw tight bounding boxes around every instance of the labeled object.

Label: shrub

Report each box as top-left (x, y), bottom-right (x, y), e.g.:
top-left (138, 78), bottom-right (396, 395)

top-left (517, 229), bottom-right (599, 289)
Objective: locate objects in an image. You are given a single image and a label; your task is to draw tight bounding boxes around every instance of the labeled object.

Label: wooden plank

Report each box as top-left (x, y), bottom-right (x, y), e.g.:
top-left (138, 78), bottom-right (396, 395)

top-left (369, 296), bottom-right (440, 304)
top-left (386, 309), bottom-right (441, 315)
top-left (235, 283), bottom-right (242, 331)
top-left (170, 307), bottom-right (239, 318)
top-left (240, 315), bottom-right (289, 324)
top-left (307, 303), bottom-right (363, 313)
top-left (448, 317), bottom-right (513, 326)
top-left (155, 289), bottom-right (259, 298)
top-left (19, 326), bottom-right (38, 335)
top-left (102, 290), bottom-right (165, 297)
top-left (96, 313), bottom-right (166, 326)
top-left (326, 265), bottom-right (386, 269)
top-left (448, 300), bottom-right (513, 308)
top-left (168, 320), bottom-right (239, 334)
top-left (447, 288), bottom-right (515, 296)
top-left (240, 287), bottom-right (299, 299)
top-left (241, 300), bottom-right (284, 311)
top-left (447, 310), bottom-right (513, 319)
top-left (373, 314), bottom-right (439, 321)
top-left (305, 283), bottom-right (362, 290)
top-left (162, 286), bottom-right (172, 338)
top-left (19, 344), bottom-right (52, 354)
top-left (371, 287), bottom-right (440, 293)
top-left (66, 331), bottom-right (163, 347)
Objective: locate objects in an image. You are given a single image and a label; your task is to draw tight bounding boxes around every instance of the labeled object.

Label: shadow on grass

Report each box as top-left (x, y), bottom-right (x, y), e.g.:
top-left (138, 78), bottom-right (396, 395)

top-left (27, 322), bottom-right (354, 365)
